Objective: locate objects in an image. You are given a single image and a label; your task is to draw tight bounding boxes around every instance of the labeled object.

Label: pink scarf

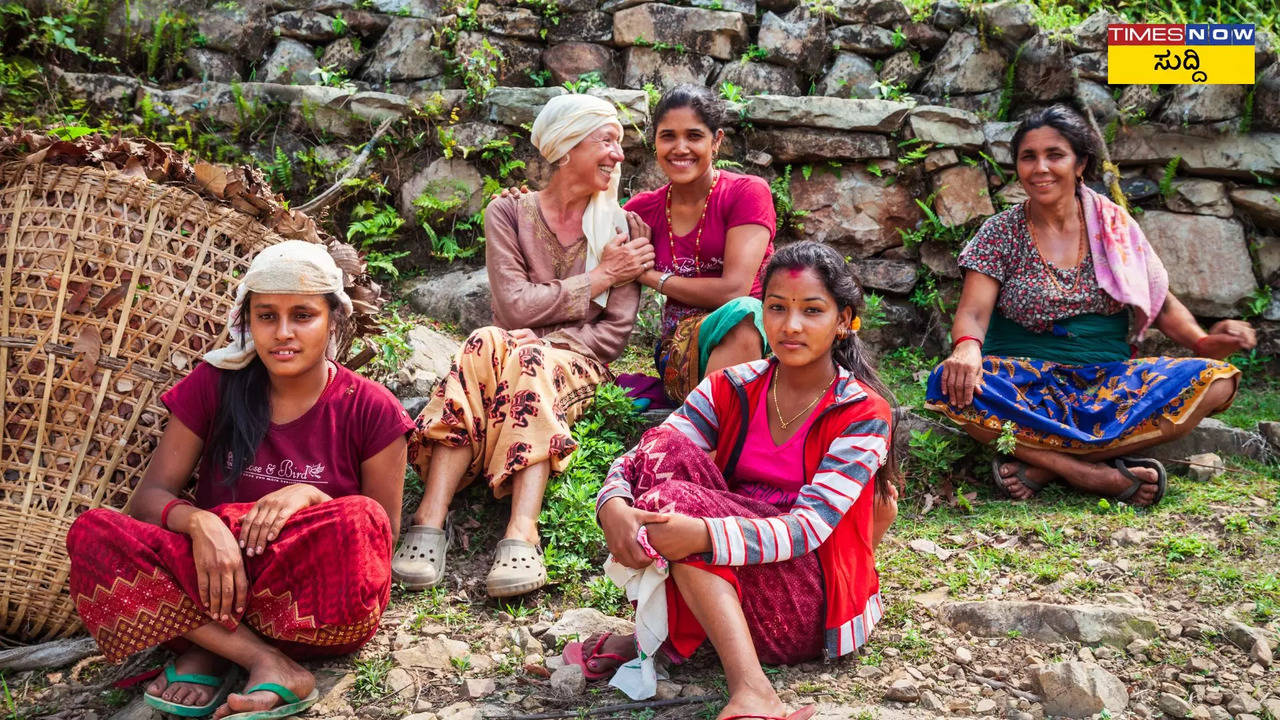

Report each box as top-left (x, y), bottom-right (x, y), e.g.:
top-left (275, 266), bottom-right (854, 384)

top-left (1079, 185), bottom-right (1169, 339)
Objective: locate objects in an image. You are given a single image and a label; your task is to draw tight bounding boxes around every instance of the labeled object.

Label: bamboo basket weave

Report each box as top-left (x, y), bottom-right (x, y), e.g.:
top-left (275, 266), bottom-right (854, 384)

top-left (0, 160), bottom-right (331, 641)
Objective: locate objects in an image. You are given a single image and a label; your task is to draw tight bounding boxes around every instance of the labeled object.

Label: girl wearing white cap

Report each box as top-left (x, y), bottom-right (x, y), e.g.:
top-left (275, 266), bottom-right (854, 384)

top-left (67, 240), bottom-right (415, 720)
top-left (393, 93), bottom-right (654, 598)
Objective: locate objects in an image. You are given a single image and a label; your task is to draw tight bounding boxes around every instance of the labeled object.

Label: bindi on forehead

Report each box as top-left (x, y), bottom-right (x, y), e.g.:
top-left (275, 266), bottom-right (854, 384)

top-left (787, 267), bottom-right (805, 278)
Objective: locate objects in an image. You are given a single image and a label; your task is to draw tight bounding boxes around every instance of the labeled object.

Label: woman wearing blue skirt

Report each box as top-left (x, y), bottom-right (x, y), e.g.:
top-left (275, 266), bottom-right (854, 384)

top-left (925, 105), bottom-right (1255, 506)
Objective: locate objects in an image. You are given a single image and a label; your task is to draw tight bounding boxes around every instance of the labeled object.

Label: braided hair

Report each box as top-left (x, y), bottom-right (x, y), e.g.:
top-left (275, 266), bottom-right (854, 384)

top-left (762, 241), bottom-right (901, 500)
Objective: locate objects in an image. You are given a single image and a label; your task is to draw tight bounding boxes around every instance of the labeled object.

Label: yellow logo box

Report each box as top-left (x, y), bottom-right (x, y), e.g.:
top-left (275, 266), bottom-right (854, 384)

top-left (1107, 24), bottom-right (1255, 85)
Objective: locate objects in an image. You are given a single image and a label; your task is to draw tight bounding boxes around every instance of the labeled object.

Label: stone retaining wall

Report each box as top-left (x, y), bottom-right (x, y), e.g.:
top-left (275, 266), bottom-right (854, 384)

top-left (51, 0), bottom-right (1280, 355)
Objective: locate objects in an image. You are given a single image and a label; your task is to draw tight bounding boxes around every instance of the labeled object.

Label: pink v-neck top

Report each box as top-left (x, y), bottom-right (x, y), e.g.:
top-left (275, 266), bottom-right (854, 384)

top-left (730, 365), bottom-right (834, 509)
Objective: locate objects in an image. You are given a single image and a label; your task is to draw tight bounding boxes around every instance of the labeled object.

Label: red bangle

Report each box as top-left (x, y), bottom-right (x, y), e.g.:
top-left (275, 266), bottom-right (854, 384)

top-left (160, 498), bottom-right (194, 530)
top-left (1193, 335), bottom-right (1212, 356)
top-left (952, 335), bottom-right (983, 350)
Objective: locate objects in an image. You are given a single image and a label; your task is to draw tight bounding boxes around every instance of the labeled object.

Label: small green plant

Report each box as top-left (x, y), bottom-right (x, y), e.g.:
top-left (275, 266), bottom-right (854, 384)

top-left (1224, 514), bottom-right (1251, 534)
top-left (996, 43), bottom-right (1025, 121)
top-left (870, 80), bottom-right (911, 102)
top-left (1159, 155), bottom-right (1182, 199)
top-left (896, 137), bottom-right (931, 167)
top-left (352, 656), bottom-right (393, 698)
top-left (995, 421), bottom-right (1018, 455)
top-left (642, 82), bottom-right (661, 112)
top-left (718, 81), bottom-right (743, 103)
top-left (563, 70), bottom-right (607, 93)
top-left (861, 292), bottom-right (887, 330)
top-left (585, 575), bottom-right (626, 613)
top-left (350, 308), bottom-right (416, 381)
top-left (633, 36), bottom-right (687, 53)
top-left (450, 654), bottom-right (473, 674)
top-left (891, 26), bottom-right (907, 49)
top-left (527, 68), bottom-right (553, 86)
top-left (310, 64), bottom-right (353, 89)
top-left (331, 11), bottom-right (348, 35)
top-left (457, 37), bottom-right (505, 106)
top-left (261, 146), bottom-right (294, 191)
top-left (1160, 534), bottom-right (1216, 562)
top-left (907, 428), bottom-right (970, 485)
top-left (740, 44), bottom-right (768, 63)
top-left (770, 165), bottom-right (809, 234)
top-left (1240, 86), bottom-right (1255, 132)
top-left (1240, 286), bottom-right (1272, 320)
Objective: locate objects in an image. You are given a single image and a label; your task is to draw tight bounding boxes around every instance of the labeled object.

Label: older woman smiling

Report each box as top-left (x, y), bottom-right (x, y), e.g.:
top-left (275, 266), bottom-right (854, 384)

top-left (393, 94), bottom-right (654, 598)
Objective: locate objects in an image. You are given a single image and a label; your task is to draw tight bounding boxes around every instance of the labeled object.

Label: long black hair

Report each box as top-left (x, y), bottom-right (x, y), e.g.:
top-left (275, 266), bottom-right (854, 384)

top-left (650, 83), bottom-right (728, 143)
top-left (761, 241), bottom-right (901, 499)
top-left (206, 291), bottom-right (347, 493)
top-left (1010, 103), bottom-right (1102, 182)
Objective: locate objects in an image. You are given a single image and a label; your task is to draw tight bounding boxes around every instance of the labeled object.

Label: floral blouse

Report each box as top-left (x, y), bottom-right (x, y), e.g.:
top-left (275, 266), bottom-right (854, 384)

top-left (958, 203), bottom-right (1124, 333)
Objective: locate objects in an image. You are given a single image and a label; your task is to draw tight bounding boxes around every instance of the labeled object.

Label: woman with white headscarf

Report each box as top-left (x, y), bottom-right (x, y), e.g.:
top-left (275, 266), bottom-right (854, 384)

top-left (394, 94), bottom-right (653, 598)
top-left (66, 240), bottom-right (415, 720)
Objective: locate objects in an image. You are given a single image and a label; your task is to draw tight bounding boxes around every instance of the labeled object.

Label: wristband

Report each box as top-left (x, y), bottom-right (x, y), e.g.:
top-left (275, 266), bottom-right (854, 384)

top-left (658, 271), bottom-right (674, 293)
top-left (1193, 335), bottom-right (1212, 356)
top-left (160, 498), bottom-right (194, 531)
top-left (952, 335), bottom-right (983, 351)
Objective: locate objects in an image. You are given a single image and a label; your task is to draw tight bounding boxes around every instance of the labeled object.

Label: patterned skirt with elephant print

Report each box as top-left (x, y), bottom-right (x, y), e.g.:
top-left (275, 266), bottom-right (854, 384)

top-left (410, 326), bottom-right (608, 498)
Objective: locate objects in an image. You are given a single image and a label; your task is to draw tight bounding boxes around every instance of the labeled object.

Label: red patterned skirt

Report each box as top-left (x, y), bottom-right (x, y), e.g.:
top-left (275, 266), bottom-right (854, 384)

top-left (625, 427), bottom-right (826, 666)
top-left (66, 495), bottom-right (392, 662)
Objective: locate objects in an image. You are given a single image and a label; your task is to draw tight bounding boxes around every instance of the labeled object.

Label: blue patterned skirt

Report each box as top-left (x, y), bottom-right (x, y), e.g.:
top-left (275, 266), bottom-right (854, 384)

top-left (924, 356), bottom-right (1239, 453)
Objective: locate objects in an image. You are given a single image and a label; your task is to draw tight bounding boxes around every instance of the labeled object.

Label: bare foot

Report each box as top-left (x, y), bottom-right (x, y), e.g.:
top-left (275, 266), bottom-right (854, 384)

top-left (146, 646), bottom-right (229, 708)
top-left (578, 632), bottom-right (638, 677)
top-left (717, 686), bottom-right (789, 720)
top-left (211, 649), bottom-right (314, 720)
top-left (997, 462), bottom-right (1059, 500)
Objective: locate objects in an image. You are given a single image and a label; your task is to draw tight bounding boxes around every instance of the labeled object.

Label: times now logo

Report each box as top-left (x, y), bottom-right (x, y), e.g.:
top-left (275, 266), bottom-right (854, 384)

top-left (1107, 23), bottom-right (1256, 45)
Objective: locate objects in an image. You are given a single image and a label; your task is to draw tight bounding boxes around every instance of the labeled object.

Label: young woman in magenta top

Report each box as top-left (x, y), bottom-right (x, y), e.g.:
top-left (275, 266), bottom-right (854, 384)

top-left (623, 84), bottom-right (776, 403)
top-left (569, 242), bottom-right (901, 720)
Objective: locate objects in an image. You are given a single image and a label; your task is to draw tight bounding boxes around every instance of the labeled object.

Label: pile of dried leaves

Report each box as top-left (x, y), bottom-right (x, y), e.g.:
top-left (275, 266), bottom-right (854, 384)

top-left (0, 130), bottom-right (383, 334)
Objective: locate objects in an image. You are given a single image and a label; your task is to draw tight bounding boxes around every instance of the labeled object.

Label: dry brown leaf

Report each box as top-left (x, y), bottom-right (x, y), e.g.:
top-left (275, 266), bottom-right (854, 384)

top-left (193, 162), bottom-right (228, 198)
top-left (120, 157), bottom-right (147, 179)
top-left (93, 284), bottom-right (129, 316)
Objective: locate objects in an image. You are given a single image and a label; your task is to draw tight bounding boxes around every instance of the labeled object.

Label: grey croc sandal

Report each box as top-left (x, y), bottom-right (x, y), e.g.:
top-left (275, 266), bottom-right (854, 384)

top-left (485, 538), bottom-right (547, 598)
top-left (392, 525), bottom-right (448, 591)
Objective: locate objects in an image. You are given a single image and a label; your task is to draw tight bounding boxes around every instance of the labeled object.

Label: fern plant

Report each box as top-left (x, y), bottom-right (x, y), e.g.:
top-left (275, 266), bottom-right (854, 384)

top-left (1159, 155), bottom-right (1182, 200)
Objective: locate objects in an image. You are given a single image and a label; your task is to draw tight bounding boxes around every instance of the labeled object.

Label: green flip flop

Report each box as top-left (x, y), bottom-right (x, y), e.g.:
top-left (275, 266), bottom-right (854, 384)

top-left (143, 664), bottom-right (238, 718)
top-left (221, 682), bottom-right (320, 720)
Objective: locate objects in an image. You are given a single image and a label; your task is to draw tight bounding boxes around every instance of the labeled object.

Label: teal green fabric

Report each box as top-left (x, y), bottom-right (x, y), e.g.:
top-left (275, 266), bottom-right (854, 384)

top-left (984, 310), bottom-right (1130, 365)
top-left (696, 296), bottom-right (768, 375)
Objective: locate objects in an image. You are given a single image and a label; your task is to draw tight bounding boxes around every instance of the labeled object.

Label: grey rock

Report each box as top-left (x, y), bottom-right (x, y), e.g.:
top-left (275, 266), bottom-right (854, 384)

top-left (465, 678), bottom-right (496, 699)
top-left (487, 86), bottom-right (566, 126)
top-left (263, 38), bottom-right (321, 85)
top-left (320, 36), bottom-right (367, 75)
top-left (612, 3), bottom-right (749, 61)
top-left (1033, 662), bottom-right (1129, 718)
top-left (477, 3), bottom-right (542, 39)
top-left (53, 70), bottom-right (140, 113)
top-left (938, 601), bottom-right (1158, 648)
top-left (921, 31), bottom-right (1007, 96)
top-left (1150, 418), bottom-right (1268, 464)
top-left (1166, 179), bottom-right (1233, 217)
top-left (1110, 127), bottom-right (1280, 179)
top-left (691, 0), bottom-right (756, 15)
top-left (392, 636), bottom-right (472, 669)
top-left (920, 241), bottom-right (960, 278)
top-left (743, 95), bottom-right (911, 132)
top-left (193, 5), bottom-right (269, 58)
top-left (367, 0), bottom-right (441, 16)
top-left (362, 18), bottom-right (444, 82)
top-left (1259, 421), bottom-right (1280, 449)
top-left (456, 32), bottom-right (542, 87)
top-left (757, 7), bottom-right (827, 74)
top-left (1117, 83), bottom-right (1164, 120)
top-left (1111, 527), bottom-right (1147, 546)
top-left (1074, 10), bottom-right (1124, 51)
top-left (543, 42), bottom-right (620, 87)
top-left (790, 166), bottom-right (925, 258)
top-left (385, 667), bottom-right (416, 699)
top-left (880, 51), bottom-right (926, 89)
top-left (931, 165), bottom-right (995, 226)
top-left (976, 0), bottom-right (1036, 45)
top-left (271, 10), bottom-right (342, 43)
top-left (903, 20), bottom-right (949, 51)
top-left (983, 120), bottom-right (1018, 165)
top-left (750, 127), bottom-right (891, 163)
top-left (550, 664), bottom-right (587, 697)
top-left (391, 326), bottom-right (460, 398)
top-left (1014, 34), bottom-right (1075, 101)
top-left (853, 258), bottom-right (918, 294)
top-left (908, 105), bottom-right (983, 149)
top-left (931, 0), bottom-right (966, 30)
top-left (1071, 51), bottom-right (1108, 82)
top-left (974, 698), bottom-right (998, 714)
top-left (1159, 85), bottom-right (1249, 124)
top-left (402, 396), bottom-right (430, 418)
top-left (1227, 694), bottom-right (1263, 716)
top-left (829, 23), bottom-right (898, 57)
top-left (1229, 187), bottom-right (1280, 229)
top-left (884, 678), bottom-right (920, 702)
top-left (1185, 452), bottom-right (1225, 481)
top-left (716, 60), bottom-right (801, 96)
top-left (1075, 79), bottom-right (1119, 124)
top-left (404, 268), bottom-right (493, 334)
top-left (400, 157), bottom-right (485, 226)
top-left (817, 52), bottom-right (880, 99)
top-left (184, 47), bottom-right (240, 82)
top-left (1224, 621), bottom-right (1274, 668)
top-left (623, 47), bottom-right (718, 92)
top-left (920, 690), bottom-right (945, 712)
top-left (1160, 693), bottom-right (1194, 718)
top-left (545, 608), bottom-right (636, 646)
top-left (829, 0), bottom-right (909, 25)
top-left (547, 11), bottom-right (613, 44)
top-left (1137, 211), bottom-right (1256, 316)
top-left (944, 90), bottom-right (1003, 118)
top-left (1255, 63), bottom-right (1280, 132)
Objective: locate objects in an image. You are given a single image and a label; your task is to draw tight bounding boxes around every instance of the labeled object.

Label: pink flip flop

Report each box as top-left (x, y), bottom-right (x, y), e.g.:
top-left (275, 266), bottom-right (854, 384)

top-left (722, 706), bottom-right (816, 720)
top-left (560, 632), bottom-right (630, 681)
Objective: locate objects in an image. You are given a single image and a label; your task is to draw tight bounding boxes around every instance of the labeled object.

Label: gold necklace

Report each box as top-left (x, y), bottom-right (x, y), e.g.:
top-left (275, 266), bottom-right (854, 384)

top-left (771, 368), bottom-right (834, 430)
top-left (1025, 201), bottom-right (1088, 296)
top-left (664, 169), bottom-right (719, 274)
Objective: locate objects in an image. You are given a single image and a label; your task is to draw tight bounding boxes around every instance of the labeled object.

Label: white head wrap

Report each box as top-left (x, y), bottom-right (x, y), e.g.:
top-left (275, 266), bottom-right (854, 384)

top-left (530, 93), bottom-right (628, 307)
top-left (203, 240), bottom-right (354, 370)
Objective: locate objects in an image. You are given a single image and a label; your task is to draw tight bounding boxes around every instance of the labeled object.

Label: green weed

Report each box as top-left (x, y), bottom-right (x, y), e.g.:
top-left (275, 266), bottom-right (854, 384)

top-left (352, 656), bottom-right (393, 698)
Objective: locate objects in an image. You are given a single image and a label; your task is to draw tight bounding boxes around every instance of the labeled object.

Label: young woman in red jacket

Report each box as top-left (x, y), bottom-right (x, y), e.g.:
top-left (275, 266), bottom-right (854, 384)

top-left (578, 241), bottom-right (900, 720)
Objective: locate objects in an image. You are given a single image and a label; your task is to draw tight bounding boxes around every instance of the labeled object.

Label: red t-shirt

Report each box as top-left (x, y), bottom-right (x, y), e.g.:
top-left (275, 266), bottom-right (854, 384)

top-left (624, 171), bottom-right (777, 337)
top-left (161, 362), bottom-right (415, 507)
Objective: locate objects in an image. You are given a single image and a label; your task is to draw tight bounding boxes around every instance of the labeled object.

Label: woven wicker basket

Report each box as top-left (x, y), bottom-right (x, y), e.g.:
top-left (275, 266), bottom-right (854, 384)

top-left (0, 161), bottom-right (314, 641)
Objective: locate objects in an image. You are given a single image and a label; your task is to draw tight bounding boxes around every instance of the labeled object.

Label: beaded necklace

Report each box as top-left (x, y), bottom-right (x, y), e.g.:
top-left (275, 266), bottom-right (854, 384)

top-left (664, 169), bottom-right (720, 274)
top-left (1025, 201), bottom-right (1088, 296)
